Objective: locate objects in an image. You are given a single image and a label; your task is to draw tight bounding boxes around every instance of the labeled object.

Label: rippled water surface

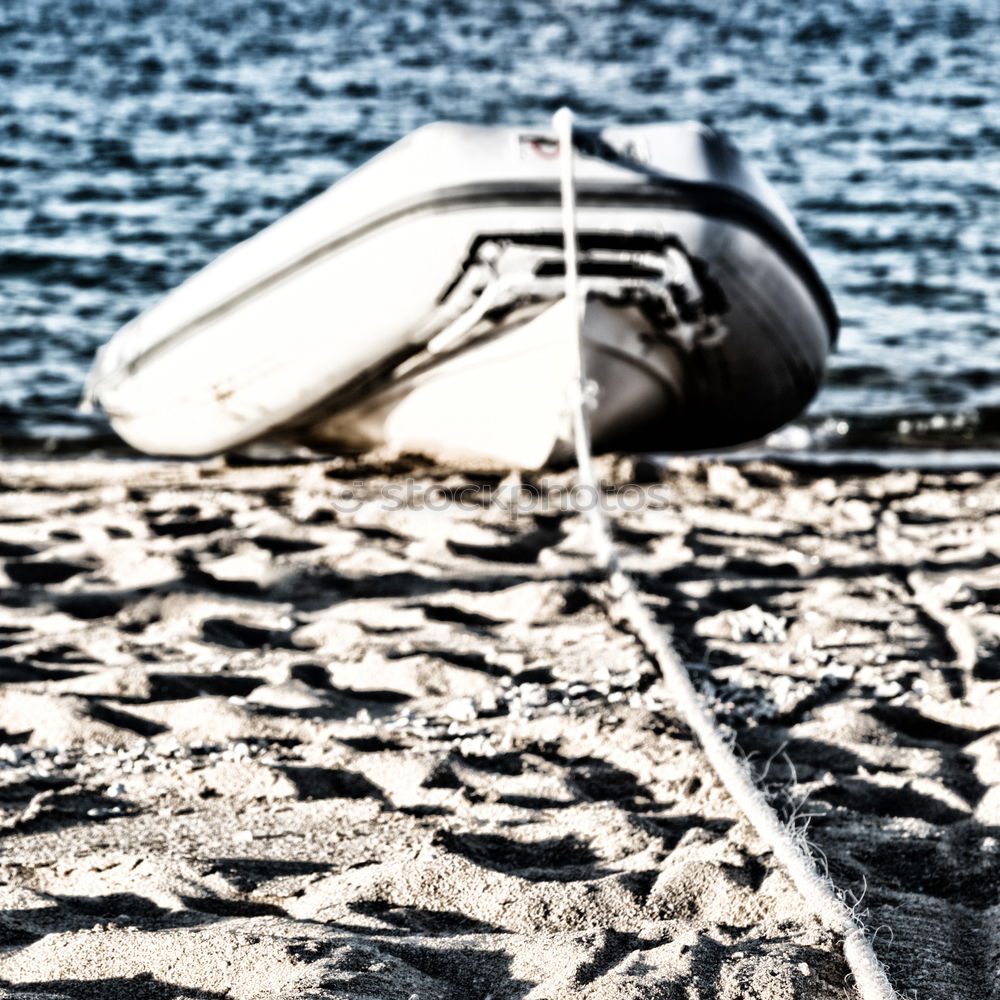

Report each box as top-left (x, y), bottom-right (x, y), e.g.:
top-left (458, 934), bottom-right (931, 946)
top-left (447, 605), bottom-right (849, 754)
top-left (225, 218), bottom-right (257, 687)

top-left (1, 0), bottom-right (997, 451)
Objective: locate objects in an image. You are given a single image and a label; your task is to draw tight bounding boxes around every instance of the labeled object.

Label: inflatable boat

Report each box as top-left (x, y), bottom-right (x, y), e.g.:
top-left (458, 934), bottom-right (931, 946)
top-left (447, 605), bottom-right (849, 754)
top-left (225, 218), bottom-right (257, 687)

top-left (84, 119), bottom-right (837, 468)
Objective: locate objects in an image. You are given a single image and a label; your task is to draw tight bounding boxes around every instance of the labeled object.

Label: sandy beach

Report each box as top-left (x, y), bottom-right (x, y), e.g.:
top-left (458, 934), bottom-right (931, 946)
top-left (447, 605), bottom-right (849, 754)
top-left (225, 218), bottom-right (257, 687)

top-left (0, 453), bottom-right (996, 1000)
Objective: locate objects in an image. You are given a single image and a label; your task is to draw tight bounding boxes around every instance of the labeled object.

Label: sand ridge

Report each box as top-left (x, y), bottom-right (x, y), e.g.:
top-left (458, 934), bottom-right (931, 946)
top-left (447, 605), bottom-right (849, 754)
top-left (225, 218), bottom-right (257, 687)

top-left (0, 455), bottom-right (996, 999)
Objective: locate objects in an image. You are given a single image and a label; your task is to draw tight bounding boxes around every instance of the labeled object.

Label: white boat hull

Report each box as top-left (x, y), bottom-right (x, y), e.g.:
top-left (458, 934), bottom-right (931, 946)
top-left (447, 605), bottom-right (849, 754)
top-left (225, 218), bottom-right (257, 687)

top-left (303, 297), bottom-right (684, 469)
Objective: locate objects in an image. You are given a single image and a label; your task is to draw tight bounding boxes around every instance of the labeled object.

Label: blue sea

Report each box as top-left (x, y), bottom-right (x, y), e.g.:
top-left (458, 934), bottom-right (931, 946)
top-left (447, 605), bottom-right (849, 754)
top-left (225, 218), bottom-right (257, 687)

top-left (1, 0), bottom-right (997, 455)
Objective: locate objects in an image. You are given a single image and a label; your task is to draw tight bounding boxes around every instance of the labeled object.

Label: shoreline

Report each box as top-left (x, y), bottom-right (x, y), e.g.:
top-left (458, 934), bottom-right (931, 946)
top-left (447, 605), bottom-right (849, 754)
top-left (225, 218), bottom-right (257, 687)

top-left (7, 435), bottom-right (1000, 474)
top-left (0, 455), bottom-right (996, 999)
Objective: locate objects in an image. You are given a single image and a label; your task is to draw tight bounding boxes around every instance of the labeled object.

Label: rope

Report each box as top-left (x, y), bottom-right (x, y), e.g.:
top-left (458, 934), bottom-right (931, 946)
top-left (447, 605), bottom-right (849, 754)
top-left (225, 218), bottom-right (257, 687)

top-left (552, 107), bottom-right (902, 1000)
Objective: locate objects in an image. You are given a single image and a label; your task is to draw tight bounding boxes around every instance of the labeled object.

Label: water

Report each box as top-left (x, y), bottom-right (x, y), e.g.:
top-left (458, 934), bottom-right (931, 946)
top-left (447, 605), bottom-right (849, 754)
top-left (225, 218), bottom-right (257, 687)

top-left (1, 0), bottom-right (997, 454)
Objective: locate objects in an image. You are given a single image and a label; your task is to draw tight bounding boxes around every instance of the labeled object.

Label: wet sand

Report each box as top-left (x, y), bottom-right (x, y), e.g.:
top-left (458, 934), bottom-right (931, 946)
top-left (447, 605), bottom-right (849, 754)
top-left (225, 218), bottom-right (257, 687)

top-left (0, 454), bottom-right (996, 1000)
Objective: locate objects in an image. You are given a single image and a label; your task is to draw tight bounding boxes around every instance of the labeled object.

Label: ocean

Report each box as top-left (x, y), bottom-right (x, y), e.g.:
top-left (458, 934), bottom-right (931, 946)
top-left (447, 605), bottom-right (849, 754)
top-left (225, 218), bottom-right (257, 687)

top-left (1, 0), bottom-right (997, 455)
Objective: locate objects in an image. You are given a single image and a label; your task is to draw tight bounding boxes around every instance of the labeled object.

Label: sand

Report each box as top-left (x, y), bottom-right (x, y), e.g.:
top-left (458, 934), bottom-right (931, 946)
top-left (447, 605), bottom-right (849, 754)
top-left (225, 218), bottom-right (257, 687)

top-left (0, 453), bottom-right (996, 1000)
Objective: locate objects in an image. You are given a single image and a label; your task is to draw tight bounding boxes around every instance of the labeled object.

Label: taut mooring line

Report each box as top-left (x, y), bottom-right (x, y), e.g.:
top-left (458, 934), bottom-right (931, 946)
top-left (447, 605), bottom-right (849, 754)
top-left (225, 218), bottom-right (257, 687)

top-left (552, 106), bottom-right (901, 1000)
